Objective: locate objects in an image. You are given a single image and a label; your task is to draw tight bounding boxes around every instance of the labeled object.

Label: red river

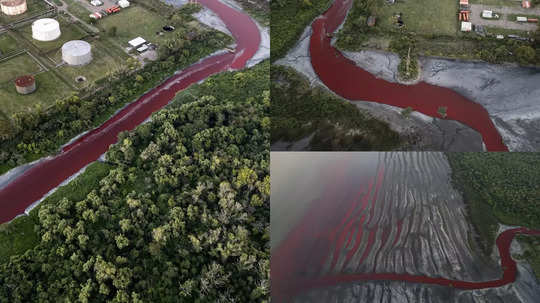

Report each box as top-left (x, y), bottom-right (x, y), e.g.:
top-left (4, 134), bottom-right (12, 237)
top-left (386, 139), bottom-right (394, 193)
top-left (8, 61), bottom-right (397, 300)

top-left (0, 0), bottom-right (260, 223)
top-left (309, 0), bottom-right (508, 151)
top-left (271, 161), bottom-right (540, 301)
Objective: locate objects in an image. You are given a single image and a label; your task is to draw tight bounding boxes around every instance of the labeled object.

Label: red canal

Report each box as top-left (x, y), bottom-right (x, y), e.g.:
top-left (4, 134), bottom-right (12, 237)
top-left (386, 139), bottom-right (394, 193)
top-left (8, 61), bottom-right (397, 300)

top-left (0, 0), bottom-right (261, 223)
top-left (271, 161), bottom-right (540, 301)
top-left (309, 0), bottom-right (508, 151)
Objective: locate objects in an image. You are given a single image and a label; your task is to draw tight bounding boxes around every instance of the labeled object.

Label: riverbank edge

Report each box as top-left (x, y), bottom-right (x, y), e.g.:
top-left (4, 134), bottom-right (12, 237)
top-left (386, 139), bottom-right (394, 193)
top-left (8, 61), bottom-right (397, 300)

top-left (0, 0), bottom-right (267, 266)
top-left (445, 152), bottom-right (540, 281)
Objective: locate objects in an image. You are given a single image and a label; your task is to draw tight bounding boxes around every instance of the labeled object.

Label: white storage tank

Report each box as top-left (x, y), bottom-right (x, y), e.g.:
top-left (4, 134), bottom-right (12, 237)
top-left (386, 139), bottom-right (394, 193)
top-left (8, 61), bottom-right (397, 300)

top-left (32, 18), bottom-right (61, 41)
top-left (1, 0), bottom-right (27, 16)
top-left (62, 40), bottom-right (92, 66)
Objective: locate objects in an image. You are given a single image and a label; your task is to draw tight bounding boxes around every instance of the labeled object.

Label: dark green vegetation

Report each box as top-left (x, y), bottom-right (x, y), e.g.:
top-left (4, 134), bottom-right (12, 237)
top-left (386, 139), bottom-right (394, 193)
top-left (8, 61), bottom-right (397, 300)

top-left (271, 65), bottom-right (400, 150)
top-left (0, 5), bottom-right (232, 175)
top-left (234, 0), bottom-right (270, 26)
top-left (0, 61), bottom-right (270, 302)
top-left (336, 0), bottom-right (540, 66)
top-left (389, 33), bottom-right (419, 81)
top-left (447, 153), bottom-right (540, 277)
top-left (270, 0), bottom-right (331, 61)
top-left (0, 162), bottom-right (111, 264)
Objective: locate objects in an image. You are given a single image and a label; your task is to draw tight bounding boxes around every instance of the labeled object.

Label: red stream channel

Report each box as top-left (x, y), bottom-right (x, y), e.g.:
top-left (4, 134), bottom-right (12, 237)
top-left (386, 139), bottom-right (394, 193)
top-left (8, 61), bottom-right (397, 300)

top-left (0, 0), bottom-right (261, 224)
top-left (271, 162), bottom-right (540, 301)
top-left (309, 0), bottom-right (508, 151)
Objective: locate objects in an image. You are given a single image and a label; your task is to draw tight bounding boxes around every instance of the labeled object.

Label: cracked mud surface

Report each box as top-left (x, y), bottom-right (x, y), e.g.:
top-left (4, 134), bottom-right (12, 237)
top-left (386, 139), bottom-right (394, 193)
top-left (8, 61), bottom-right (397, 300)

top-left (271, 152), bottom-right (540, 302)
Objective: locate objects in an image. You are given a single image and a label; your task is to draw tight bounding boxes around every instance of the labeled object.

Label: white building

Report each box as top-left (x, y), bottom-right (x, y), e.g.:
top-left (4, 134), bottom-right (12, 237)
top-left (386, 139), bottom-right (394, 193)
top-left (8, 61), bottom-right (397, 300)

top-left (460, 21), bottom-right (472, 32)
top-left (118, 0), bottom-right (130, 8)
top-left (128, 37), bottom-right (146, 48)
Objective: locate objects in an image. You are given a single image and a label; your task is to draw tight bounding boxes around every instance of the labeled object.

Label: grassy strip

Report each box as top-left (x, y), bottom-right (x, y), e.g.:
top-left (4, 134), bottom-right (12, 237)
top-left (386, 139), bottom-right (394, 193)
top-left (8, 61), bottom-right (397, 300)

top-left (0, 162), bottom-right (111, 264)
top-left (271, 65), bottom-right (401, 150)
top-left (270, 0), bottom-right (332, 61)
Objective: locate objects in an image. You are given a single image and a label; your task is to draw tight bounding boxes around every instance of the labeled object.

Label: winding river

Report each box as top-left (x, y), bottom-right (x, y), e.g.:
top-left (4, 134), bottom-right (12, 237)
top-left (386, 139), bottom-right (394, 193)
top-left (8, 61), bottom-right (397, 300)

top-left (0, 0), bottom-right (261, 223)
top-left (271, 152), bottom-right (540, 301)
top-left (309, 0), bottom-right (508, 151)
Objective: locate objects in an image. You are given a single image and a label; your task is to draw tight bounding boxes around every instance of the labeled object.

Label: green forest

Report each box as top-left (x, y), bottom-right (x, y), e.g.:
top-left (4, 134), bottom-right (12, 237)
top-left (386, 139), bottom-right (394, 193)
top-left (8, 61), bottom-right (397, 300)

top-left (271, 66), bottom-right (400, 150)
top-left (0, 62), bottom-right (270, 302)
top-left (270, 0), bottom-right (331, 60)
top-left (447, 153), bottom-right (540, 277)
top-left (0, 4), bottom-right (232, 175)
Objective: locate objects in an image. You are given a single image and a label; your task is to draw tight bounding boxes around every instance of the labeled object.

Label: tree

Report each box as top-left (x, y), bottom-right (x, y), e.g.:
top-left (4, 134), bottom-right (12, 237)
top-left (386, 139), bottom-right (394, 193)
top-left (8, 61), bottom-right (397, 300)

top-left (437, 106), bottom-right (448, 119)
top-left (514, 45), bottom-right (535, 65)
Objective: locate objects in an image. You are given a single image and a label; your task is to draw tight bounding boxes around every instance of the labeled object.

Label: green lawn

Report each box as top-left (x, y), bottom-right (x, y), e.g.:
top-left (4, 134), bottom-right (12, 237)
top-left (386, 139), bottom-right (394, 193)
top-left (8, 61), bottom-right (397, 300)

top-left (17, 19), bottom-right (88, 54)
top-left (54, 40), bottom-right (126, 89)
top-left (0, 0), bottom-right (52, 25)
top-left (0, 33), bottom-right (21, 55)
top-left (0, 53), bottom-right (41, 83)
top-left (0, 71), bottom-right (73, 115)
top-left (376, 0), bottom-right (458, 36)
top-left (97, 5), bottom-right (173, 47)
top-left (63, 0), bottom-right (93, 22)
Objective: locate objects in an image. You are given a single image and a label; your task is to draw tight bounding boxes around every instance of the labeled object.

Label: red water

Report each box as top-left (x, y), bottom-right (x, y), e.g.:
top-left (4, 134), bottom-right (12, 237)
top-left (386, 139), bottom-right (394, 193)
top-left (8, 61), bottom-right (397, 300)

top-left (271, 164), bottom-right (540, 301)
top-left (309, 0), bottom-right (508, 151)
top-left (0, 0), bottom-right (261, 223)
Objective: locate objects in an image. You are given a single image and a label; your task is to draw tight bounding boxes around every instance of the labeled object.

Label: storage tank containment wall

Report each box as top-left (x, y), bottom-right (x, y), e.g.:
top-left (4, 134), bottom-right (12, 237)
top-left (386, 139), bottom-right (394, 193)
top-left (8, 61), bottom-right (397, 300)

top-left (32, 18), bottom-right (61, 41)
top-left (1, 0), bottom-right (27, 16)
top-left (62, 40), bottom-right (92, 66)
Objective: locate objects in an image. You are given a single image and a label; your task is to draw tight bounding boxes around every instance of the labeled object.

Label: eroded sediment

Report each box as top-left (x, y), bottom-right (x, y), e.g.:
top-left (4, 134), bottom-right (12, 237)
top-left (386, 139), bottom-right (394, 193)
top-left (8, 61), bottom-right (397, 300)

top-left (272, 152), bottom-right (540, 302)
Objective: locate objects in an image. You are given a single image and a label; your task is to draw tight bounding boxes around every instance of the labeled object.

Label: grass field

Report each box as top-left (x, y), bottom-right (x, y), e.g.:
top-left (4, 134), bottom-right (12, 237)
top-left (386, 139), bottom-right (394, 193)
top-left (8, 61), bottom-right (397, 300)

top-left (98, 5), bottom-right (172, 46)
top-left (54, 40), bottom-right (126, 88)
top-left (0, 33), bottom-right (21, 55)
top-left (0, 162), bottom-right (111, 265)
top-left (0, 0), bottom-right (52, 25)
top-left (17, 19), bottom-right (88, 53)
top-left (0, 52), bottom-right (42, 83)
top-left (376, 0), bottom-right (458, 36)
top-left (63, 0), bottom-right (93, 22)
top-left (0, 71), bottom-right (73, 115)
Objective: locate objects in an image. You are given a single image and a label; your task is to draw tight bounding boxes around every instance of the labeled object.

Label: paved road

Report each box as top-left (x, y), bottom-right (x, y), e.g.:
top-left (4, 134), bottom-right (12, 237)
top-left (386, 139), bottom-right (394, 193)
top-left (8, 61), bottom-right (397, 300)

top-left (470, 4), bottom-right (540, 31)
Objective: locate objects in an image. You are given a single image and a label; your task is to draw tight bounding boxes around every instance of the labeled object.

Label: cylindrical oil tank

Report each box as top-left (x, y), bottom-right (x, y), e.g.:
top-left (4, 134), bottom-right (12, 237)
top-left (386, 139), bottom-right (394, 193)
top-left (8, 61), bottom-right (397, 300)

top-left (62, 40), bottom-right (92, 66)
top-left (32, 18), bottom-right (61, 41)
top-left (0, 0), bottom-right (27, 16)
top-left (15, 75), bottom-right (36, 95)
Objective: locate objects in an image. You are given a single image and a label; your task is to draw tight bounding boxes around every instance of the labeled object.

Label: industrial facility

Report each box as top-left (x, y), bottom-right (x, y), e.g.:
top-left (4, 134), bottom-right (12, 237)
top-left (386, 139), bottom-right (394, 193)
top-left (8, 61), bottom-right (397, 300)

top-left (32, 18), bottom-right (61, 41)
top-left (0, 0), bottom-right (27, 16)
top-left (14, 75), bottom-right (36, 95)
top-left (62, 40), bottom-right (92, 66)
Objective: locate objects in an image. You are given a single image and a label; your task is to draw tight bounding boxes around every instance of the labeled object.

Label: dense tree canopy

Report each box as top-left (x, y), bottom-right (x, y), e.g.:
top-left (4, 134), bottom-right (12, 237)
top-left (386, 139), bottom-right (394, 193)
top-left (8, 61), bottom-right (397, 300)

top-left (0, 62), bottom-right (270, 303)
